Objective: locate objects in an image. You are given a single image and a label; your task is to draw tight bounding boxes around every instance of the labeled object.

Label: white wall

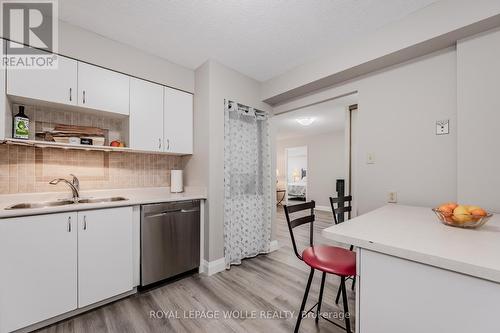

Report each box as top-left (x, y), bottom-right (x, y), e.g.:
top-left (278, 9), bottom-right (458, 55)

top-left (0, 41), bottom-right (5, 140)
top-left (185, 60), bottom-right (272, 262)
top-left (277, 131), bottom-right (345, 208)
top-left (183, 62), bottom-right (211, 257)
top-left (274, 48), bottom-right (457, 215)
top-left (356, 49), bottom-right (457, 213)
top-left (262, 0), bottom-right (500, 103)
top-left (457, 28), bottom-right (500, 212)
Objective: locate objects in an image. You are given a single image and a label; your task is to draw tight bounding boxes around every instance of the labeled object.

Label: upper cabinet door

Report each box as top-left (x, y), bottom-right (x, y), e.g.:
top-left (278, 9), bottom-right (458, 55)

top-left (77, 62), bottom-right (129, 115)
top-left (7, 43), bottom-right (77, 106)
top-left (164, 88), bottom-right (193, 154)
top-left (77, 207), bottom-right (133, 308)
top-left (129, 78), bottom-right (164, 151)
top-left (0, 212), bottom-right (78, 333)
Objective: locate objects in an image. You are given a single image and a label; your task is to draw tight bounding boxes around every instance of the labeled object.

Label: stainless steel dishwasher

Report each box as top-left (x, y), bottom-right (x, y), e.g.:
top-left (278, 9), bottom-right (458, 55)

top-left (141, 200), bottom-right (200, 286)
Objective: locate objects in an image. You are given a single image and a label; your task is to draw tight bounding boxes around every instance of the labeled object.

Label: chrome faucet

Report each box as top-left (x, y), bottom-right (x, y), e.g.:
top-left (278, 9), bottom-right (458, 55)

top-left (49, 175), bottom-right (80, 202)
top-left (70, 174), bottom-right (80, 192)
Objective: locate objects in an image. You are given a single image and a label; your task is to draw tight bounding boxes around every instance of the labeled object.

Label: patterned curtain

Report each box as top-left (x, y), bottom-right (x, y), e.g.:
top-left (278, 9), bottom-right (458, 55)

top-left (224, 100), bottom-right (272, 268)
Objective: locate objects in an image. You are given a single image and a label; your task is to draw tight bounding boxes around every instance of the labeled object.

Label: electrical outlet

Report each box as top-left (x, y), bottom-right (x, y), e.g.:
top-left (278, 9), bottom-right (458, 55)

top-left (436, 119), bottom-right (449, 135)
top-left (367, 153), bottom-right (375, 164)
top-left (388, 192), bottom-right (397, 203)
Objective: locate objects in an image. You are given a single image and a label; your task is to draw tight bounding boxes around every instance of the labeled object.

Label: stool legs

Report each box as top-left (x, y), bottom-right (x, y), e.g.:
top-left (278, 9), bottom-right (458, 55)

top-left (316, 272), bottom-right (326, 324)
top-left (335, 282), bottom-right (342, 304)
top-left (336, 277), bottom-right (355, 302)
top-left (340, 277), bottom-right (352, 333)
top-left (294, 268), bottom-right (315, 333)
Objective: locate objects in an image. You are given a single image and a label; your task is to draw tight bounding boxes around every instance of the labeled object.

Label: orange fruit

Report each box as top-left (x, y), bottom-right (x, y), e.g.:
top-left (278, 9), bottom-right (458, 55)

top-left (444, 216), bottom-right (454, 223)
top-left (470, 208), bottom-right (487, 217)
top-left (438, 204), bottom-right (453, 216)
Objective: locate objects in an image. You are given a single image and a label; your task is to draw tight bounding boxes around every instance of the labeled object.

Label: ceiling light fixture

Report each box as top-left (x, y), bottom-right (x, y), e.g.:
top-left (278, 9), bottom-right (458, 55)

top-left (296, 117), bottom-right (314, 126)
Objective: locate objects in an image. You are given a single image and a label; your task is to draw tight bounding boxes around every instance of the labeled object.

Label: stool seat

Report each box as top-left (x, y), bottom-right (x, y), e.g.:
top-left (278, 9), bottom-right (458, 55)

top-left (302, 245), bottom-right (356, 277)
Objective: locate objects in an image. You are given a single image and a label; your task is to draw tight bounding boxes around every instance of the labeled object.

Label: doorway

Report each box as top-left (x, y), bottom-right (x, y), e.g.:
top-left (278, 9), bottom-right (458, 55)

top-left (285, 146), bottom-right (308, 205)
top-left (273, 93), bottom-right (358, 213)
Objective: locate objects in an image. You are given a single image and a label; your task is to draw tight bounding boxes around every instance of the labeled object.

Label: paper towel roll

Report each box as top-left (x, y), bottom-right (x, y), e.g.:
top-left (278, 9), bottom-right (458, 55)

top-left (170, 170), bottom-right (184, 193)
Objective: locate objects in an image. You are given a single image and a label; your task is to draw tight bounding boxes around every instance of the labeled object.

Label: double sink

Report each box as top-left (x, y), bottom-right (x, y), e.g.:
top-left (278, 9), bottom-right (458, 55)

top-left (6, 197), bottom-right (128, 210)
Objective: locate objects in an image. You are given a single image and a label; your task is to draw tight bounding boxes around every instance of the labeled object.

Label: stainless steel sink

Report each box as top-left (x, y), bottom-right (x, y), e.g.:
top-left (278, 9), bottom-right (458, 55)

top-left (6, 200), bottom-right (76, 210)
top-left (77, 197), bottom-right (128, 204)
top-left (5, 197), bottom-right (128, 210)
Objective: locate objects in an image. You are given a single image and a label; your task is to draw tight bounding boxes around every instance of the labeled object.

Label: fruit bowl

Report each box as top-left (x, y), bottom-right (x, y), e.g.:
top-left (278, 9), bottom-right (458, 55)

top-left (432, 208), bottom-right (493, 229)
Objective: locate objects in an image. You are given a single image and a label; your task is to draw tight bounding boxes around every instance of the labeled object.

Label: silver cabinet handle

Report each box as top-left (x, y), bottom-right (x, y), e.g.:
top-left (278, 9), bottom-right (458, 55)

top-left (83, 90), bottom-right (86, 104)
top-left (167, 139), bottom-right (170, 150)
top-left (67, 216), bottom-right (72, 232)
top-left (158, 138), bottom-right (162, 150)
top-left (146, 208), bottom-right (199, 218)
top-left (83, 216), bottom-right (87, 230)
top-left (69, 88), bottom-right (72, 101)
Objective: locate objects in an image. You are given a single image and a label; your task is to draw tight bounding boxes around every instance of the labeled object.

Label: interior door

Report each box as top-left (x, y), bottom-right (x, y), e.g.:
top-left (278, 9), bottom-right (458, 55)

top-left (0, 212), bottom-right (78, 333)
top-left (77, 207), bottom-right (133, 307)
top-left (7, 42), bottom-right (77, 106)
top-left (77, 62), bottom-right (129, 115)
top-left (164, 87), bottom-right (193, 154)
top-left (129, 78), bottom-right (164, 151)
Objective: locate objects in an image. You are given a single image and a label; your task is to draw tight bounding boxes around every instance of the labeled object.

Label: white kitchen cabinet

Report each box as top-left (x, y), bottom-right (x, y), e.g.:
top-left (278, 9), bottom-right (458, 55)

top-left (77, 207), bottom-right (134, 307)
top-left (129, 78), bottom-right (164, 151)
top-left (6, 43), bottom-right (78, 106)
top-left (164, 87), bottom-right (193, 154)
top-left (0, 212), bottom-right (78, 333)
top-left (358, 248), bottom-right (500, 333)
top-left (77, 62), bottom-right (129, 115)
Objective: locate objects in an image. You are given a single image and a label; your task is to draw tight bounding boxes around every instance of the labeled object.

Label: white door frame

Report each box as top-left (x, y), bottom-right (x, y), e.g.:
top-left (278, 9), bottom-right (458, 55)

top-left (345, 104), bottom-right (358, 218)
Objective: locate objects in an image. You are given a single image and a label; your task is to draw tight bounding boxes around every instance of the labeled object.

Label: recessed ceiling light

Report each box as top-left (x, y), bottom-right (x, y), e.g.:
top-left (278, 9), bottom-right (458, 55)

top-left (296, 117), bottom-right (314, 126)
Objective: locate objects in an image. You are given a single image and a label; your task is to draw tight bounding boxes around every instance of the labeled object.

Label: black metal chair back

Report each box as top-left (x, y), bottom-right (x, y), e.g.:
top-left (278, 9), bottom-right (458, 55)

top-left (329, 196), bottom-right (352, 224)
top-left (283, 201), bottom-right (315, 260)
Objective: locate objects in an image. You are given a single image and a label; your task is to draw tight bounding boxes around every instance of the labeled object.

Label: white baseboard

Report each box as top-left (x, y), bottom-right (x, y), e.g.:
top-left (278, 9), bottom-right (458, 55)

top-left (269, 240), bottom-right (279, 252)
top-left (200, 257), bottom-right (226, 276)
top-left (201, 241), bottom-right (279, 276)
top-left (315, 205), bottom-right (332, 212)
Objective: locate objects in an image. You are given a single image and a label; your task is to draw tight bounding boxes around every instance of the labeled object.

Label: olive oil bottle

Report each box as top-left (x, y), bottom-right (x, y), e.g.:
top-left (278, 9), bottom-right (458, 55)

top-left (13, 105), bottom-right (29, 139)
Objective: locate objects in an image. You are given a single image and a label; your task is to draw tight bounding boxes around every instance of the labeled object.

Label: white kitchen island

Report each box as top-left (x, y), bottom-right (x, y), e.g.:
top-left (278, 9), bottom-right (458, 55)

top-left (322, 204), bottom-right (500, 333)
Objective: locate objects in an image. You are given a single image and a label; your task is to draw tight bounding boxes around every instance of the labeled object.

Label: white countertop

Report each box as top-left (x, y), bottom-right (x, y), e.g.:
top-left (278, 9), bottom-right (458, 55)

top-left (322, 204), bottom-right (500, 283)
top-left (0, 187), bottom-right (206, 219)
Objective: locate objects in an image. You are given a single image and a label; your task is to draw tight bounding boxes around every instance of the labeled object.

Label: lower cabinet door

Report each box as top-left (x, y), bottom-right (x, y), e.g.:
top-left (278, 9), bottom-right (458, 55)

top-left (0, 213), bottom-right (78, 333)
top-left (77, 207), bottom-right (133, 307)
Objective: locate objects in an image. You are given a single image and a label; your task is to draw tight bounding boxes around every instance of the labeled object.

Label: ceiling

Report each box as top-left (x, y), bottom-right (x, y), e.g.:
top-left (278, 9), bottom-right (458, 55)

top-left (273, 94), bottom-right (357, 140)
top-left (58, 0), bottom-right (437, 82)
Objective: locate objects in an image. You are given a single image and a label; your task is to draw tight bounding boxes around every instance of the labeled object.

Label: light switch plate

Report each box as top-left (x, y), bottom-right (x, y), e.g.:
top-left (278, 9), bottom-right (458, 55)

top-left (388, 192), bottom-right (397, 203)
top-left (436, 119), bottom-right (449, 135)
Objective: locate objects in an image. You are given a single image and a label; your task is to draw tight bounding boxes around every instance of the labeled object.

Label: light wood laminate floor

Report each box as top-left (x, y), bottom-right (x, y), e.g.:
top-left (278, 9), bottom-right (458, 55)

top-left (37, 208), bottom-right (355, 333)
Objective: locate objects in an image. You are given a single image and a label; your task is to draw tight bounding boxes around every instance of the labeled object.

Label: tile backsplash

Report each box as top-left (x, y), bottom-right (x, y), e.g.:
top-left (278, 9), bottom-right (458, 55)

top-left (14, 103), bottom-right (126, 144)
top-left (0, 145), bottom-right (185, 194)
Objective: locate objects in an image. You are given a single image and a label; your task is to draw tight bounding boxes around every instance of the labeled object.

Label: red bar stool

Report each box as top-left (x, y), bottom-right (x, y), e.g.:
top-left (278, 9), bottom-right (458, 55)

top-left (284, 200), bottom-right (355, 333)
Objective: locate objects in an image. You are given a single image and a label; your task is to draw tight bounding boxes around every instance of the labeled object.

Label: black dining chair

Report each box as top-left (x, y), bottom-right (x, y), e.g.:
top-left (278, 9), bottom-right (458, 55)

top-left (284, 200), bottom-right (355, 333)
top-left (329, 195), bottom-right (356, 305)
